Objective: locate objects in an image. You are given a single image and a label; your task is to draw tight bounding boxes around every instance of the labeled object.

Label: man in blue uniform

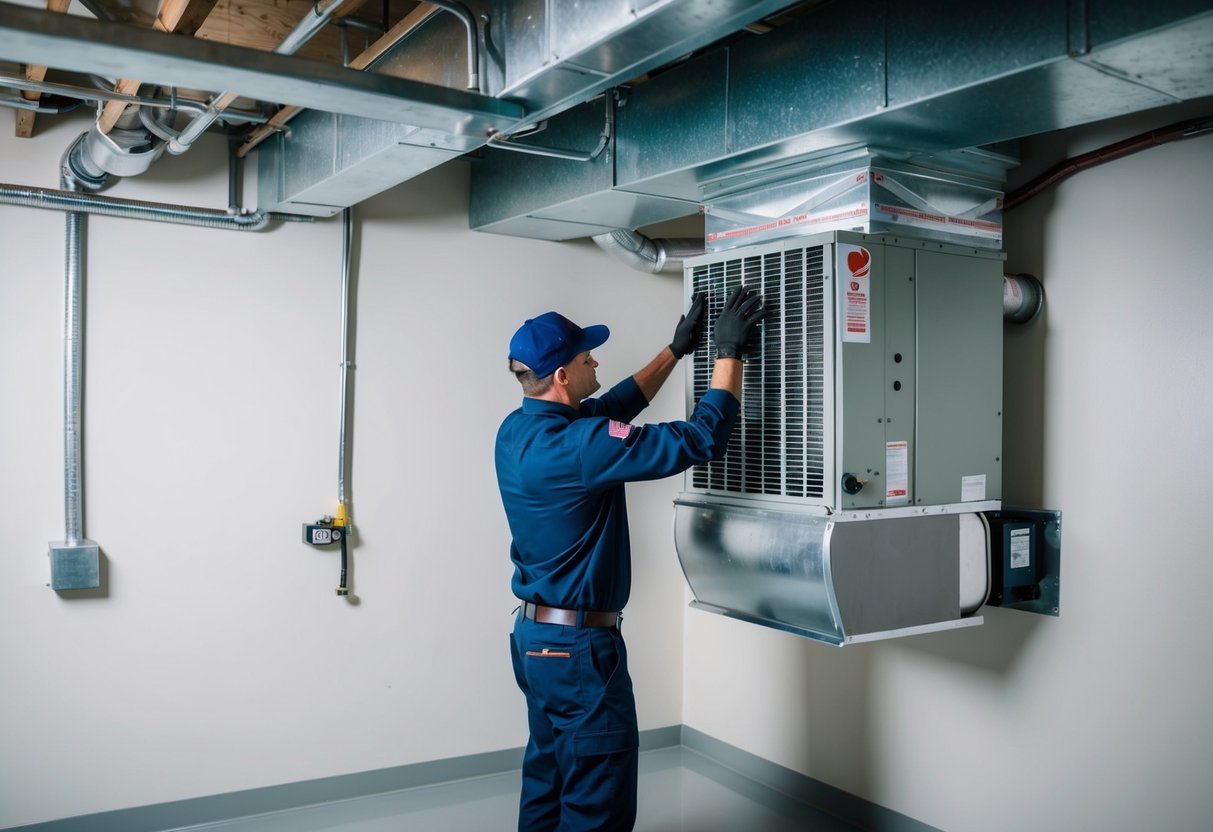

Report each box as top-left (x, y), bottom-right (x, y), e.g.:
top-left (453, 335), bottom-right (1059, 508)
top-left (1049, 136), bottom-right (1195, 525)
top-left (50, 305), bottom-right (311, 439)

top-left (496, 287), bottom-right (763, 831)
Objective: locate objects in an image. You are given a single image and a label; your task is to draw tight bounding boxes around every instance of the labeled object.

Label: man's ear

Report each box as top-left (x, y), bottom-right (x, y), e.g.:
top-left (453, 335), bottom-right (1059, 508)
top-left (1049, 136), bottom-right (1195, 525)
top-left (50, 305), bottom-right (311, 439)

top-left (552, 366), bottom-right (569, 387)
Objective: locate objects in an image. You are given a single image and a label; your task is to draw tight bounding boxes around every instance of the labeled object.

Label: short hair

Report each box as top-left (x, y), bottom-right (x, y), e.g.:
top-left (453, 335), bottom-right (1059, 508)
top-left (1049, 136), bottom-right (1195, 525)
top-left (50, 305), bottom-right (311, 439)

top-left (509, 358), bottom-right (554, 396)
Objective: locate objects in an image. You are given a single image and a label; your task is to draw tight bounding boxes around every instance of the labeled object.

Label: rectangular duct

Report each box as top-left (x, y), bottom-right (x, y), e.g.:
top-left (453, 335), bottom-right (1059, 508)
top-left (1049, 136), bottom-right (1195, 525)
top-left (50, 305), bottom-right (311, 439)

top-left (257, 110), bottom-right (470, 217)
top-left (674, 231), bottom-right (1004, 644)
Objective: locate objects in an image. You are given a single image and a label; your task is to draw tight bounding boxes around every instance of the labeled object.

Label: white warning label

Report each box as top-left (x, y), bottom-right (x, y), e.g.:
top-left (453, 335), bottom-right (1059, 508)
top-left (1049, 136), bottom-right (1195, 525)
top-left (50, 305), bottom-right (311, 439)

top-left (885, 440), bottom-right (909, 505)
top-left (1010, 527), bottom-right (1031, 569)
top-left (838, 244), bottom-right (871, 344)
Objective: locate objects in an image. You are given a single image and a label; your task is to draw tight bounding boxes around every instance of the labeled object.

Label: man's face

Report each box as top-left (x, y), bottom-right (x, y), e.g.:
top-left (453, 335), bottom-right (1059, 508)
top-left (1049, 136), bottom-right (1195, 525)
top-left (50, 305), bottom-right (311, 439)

top-left (564, 350), bottom-right (601, 400)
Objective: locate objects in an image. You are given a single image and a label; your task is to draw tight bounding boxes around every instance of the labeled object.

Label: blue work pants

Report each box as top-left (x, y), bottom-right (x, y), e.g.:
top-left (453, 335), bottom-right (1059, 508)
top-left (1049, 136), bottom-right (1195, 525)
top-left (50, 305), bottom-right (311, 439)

top-left (510, 615), bottom-right (639, 831)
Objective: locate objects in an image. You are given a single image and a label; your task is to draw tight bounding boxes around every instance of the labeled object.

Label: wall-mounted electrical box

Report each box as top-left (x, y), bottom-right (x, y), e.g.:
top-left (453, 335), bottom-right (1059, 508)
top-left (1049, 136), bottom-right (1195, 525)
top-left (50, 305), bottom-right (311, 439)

top-left (674, 231), bottom-right (1008, 644)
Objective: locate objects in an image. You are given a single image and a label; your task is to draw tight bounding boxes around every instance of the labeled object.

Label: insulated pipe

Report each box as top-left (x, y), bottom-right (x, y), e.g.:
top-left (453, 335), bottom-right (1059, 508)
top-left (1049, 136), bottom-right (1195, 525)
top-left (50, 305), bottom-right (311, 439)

top-left (1003, 115), bottom-right (1212, 211)
top-left (592, 228), bottom-right (704, 274)
top-left (0, 183), bottom-right (283, 230)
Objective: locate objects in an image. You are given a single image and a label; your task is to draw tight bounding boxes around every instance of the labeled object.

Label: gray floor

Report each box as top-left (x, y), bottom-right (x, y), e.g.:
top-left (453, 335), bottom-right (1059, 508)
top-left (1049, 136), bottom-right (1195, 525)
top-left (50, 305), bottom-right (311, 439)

top-left (169, 747), bottom-right (859, 832)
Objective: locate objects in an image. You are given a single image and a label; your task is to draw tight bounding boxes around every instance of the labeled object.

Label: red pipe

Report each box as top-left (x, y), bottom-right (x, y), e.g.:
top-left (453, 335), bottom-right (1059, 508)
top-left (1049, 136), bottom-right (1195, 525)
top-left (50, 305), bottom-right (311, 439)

top-left (1004, 116), bottom-right (1212, 211)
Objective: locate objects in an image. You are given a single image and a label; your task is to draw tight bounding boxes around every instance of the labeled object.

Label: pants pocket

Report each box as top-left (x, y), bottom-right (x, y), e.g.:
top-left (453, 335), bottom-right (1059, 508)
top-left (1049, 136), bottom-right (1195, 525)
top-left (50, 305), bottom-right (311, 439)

top-left (573, 727), bottom-right (638, 758)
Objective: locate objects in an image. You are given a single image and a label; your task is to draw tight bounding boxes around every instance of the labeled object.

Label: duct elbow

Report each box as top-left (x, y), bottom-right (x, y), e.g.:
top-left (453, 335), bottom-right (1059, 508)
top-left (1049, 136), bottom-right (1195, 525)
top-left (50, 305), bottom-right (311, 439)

top-left (63, 122), bottom-right (166, 186)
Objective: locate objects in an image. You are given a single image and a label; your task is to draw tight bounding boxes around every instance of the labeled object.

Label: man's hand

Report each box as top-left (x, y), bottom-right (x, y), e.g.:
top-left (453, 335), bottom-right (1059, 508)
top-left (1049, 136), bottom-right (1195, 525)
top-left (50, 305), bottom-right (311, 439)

top-left (713, 286), bottom-right (764, 359)
top-left (669, 294), bottom-right (706, 359)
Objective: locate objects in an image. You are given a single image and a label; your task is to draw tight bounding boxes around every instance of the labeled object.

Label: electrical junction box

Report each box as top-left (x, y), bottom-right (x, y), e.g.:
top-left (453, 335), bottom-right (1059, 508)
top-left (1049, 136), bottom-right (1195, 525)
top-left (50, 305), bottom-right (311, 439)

top-left (984, 508), bottom-right (1062, 615)
top-left (49, 540), bottom-right (100, 591)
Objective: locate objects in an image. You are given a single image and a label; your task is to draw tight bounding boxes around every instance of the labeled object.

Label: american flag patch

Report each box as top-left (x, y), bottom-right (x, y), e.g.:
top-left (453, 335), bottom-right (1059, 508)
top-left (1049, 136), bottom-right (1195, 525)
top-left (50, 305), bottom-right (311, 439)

top-left (608, 420), bottom-right (633, 440)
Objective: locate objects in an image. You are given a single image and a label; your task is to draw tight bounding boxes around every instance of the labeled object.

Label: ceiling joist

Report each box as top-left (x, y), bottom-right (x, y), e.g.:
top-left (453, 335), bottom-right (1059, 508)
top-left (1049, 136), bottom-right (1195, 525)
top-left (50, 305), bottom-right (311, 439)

top-left (14, 0), bottom-right (70, 138)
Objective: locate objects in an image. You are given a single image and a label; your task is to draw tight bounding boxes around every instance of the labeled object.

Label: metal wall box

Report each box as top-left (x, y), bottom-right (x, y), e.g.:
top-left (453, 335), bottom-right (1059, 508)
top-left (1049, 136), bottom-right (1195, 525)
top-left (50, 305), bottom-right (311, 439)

top-left (984, 508), bottom-right (1062, 616)
top-left (49, 540), bottom-right (100, 591)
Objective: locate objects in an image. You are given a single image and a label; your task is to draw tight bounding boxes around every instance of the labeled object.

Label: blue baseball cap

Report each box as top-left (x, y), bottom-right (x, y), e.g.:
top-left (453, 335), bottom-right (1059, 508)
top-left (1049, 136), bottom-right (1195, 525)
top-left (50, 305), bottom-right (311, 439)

top-left (508, 311), bottom-right (610, 379)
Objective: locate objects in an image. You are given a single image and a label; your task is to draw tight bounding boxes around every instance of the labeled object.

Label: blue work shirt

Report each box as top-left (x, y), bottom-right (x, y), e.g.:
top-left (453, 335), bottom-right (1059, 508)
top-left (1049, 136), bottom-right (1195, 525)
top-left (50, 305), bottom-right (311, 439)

top-left (496, 376), bottom-right (739, 612)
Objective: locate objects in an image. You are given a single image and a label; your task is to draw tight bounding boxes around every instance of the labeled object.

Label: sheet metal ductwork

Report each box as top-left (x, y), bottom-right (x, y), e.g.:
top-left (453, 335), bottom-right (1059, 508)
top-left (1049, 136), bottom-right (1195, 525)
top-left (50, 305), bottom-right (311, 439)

top-left (469, 1), bottom-right (1213, 240)
top-left (255, 0), bottom-right (795, 216)
top-left (4, 2), bottom-right (1207, 220)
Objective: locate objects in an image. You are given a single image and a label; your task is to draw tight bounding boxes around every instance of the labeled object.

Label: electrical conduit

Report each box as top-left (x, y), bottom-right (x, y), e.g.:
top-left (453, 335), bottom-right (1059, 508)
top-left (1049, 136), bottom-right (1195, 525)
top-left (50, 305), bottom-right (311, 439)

top-left (0, 183), bottom-right (283, 230)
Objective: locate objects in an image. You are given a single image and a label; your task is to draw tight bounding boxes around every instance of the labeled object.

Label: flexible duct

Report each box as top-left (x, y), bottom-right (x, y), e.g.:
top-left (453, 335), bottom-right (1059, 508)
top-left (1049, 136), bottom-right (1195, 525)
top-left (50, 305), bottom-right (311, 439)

top-left (0, 182), bottom-right (278, 230)
top-left (592, 228), bottom-right (704, 274)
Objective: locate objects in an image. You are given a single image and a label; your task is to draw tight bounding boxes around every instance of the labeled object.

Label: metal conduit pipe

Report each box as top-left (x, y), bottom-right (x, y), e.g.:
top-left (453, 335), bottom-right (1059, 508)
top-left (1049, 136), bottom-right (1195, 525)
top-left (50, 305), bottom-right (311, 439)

top-left (0, 74), bottom-right (268, 123)
top-left (489, 94), bottom-right (613, 161)
top-left (169, 0), bottom-right (359, 156)
top-left (592, 228), bottom-right (704, 274)
top-left (0, 183), bottom-right (288, 230)
top-left (48, 152), bottom-right (102, 590)
top-left (337, 206), bottom-right (353, 517)
top-left (427, 0), bottom-right (480, 91)
top-left (335, 206), bottom-right (355, 597)
top-left (62, 203), bottom-right (85, 544)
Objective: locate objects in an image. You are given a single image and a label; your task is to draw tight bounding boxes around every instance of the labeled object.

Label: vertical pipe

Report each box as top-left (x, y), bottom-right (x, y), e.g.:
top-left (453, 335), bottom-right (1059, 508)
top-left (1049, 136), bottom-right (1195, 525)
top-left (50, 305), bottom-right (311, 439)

top-left (62, 205), bottom-right (84, 544)
top-left (227, 136), bottom-right (242, 213)
top-left (337, 206), bottom-right (352, 513)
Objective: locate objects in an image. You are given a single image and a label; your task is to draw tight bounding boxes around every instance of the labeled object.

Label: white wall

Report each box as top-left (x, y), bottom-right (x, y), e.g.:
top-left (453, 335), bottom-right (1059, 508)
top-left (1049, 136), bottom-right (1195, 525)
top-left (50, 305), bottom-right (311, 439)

top-left (0, 110), bottom-right (686, 827)
top-left (682, 100), bottom-right (1213, 831)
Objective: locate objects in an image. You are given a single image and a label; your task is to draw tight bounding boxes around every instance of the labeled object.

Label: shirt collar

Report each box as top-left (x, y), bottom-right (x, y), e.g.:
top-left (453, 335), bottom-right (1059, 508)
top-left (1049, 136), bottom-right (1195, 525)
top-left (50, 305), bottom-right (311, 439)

top-left (521, 396), bottom-right (579, 420)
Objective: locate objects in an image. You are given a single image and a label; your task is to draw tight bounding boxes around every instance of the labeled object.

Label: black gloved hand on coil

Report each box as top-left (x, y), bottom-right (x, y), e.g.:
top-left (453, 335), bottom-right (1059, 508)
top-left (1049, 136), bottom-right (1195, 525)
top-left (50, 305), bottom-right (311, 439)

top-left (713, 286), bottom-right (764, 359)
top-left (669, 294), bottom-right (706, 359)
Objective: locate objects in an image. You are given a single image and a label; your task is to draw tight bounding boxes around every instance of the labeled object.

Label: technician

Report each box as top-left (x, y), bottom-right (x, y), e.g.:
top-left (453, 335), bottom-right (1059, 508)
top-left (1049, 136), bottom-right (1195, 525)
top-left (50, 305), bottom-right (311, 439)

top-left (495, 286), bottom-right (763, 831)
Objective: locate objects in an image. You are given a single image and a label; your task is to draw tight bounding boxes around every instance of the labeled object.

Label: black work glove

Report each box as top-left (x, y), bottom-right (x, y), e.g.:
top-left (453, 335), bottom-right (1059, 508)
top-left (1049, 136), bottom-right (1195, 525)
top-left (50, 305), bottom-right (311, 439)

top-left (669, 294), bottom-right (706, 359)
top-left (713, 286), bottom-right (764, 359)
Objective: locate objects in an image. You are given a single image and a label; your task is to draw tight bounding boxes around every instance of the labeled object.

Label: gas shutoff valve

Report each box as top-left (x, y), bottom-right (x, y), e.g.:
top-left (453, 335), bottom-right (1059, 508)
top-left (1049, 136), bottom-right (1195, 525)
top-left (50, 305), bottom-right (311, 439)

top-left (302, 511), bottom-right (351, 596)
top-left (303, 516), bottom-right (345, 546)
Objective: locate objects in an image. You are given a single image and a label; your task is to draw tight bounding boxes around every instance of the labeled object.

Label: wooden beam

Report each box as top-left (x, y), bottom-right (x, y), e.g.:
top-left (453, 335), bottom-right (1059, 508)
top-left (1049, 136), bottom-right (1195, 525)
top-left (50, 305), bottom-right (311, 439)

top-left (14, 0), bottom-right (71, 138)
top-left (97, 0), bottom-right (219, 134)
top-left (236, 3), bottom-right (437, 157)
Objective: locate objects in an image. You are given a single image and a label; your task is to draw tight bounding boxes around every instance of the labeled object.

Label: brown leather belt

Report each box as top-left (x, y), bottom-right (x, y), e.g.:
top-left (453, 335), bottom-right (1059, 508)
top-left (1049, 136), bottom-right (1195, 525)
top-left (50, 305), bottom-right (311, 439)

top-left (519, 600), bottom-right (620, 628)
